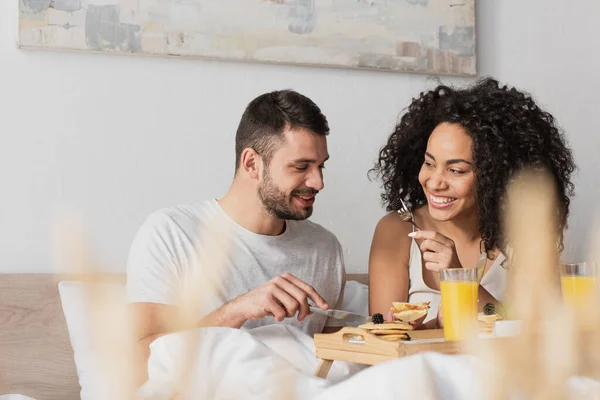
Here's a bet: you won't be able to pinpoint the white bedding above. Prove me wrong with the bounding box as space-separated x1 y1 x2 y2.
137 325 367 400
58 279 372 400
136 325 479 400
58 280 600 399
137 325 600 400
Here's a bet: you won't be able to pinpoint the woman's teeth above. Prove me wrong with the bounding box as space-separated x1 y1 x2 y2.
430 195 456 204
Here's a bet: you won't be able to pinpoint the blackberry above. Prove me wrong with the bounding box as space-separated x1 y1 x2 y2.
371 313 384 324
483 303 496 315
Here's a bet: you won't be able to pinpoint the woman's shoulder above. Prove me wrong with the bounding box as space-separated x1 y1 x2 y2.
371 210 416 254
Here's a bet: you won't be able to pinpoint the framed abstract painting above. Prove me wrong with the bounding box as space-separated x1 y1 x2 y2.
18 0 476 76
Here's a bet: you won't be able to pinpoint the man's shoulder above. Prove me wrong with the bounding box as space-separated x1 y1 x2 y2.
140 200 218 233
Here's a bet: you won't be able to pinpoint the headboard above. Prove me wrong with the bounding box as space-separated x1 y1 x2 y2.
0 274 79 399
0 273 368 399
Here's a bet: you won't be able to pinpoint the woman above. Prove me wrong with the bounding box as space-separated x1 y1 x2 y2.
368 78 576 328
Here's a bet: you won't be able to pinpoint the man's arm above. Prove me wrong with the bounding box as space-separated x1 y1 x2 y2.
130 273 329 386
130 298 252 385
130 303 177 388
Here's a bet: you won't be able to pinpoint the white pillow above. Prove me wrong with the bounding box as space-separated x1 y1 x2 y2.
341 280 369 316
58 280 128 400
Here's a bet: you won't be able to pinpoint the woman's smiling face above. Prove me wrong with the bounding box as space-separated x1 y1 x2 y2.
418 122 477 222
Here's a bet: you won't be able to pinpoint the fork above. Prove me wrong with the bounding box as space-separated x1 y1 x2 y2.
396 198 421 231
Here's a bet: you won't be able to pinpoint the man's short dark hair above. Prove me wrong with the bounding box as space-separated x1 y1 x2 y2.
235 90 329 170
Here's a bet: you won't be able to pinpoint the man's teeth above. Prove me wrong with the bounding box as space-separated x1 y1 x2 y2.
430 195 456 204
297 195 313 200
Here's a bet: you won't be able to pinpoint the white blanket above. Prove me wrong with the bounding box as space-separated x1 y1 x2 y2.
136 325 600 400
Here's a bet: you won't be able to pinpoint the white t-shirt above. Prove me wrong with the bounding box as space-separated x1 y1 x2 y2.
126 199 346 336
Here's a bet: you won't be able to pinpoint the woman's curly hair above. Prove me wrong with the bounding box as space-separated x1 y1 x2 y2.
370 77 576 254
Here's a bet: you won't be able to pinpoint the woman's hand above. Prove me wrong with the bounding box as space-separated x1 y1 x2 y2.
409 230 463 272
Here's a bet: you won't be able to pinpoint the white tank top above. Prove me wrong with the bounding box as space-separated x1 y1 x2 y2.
407 237 508 323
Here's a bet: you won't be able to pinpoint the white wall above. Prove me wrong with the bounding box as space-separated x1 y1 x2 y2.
1 0 598 274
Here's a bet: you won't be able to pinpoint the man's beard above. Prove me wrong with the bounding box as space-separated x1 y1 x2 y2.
258 169 316 220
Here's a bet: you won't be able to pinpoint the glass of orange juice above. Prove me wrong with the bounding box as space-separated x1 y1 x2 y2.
559 262 599 323
440 268 479 341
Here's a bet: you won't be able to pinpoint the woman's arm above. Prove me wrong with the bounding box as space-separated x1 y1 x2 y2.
368 213 413 317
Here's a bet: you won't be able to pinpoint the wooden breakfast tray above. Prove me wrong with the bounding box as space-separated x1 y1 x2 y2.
313 327 461 378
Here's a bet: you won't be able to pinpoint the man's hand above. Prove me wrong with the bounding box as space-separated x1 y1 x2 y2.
229 273 329 324
409 230 463 272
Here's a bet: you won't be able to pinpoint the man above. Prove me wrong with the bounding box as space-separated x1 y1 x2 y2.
126 89 346 384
